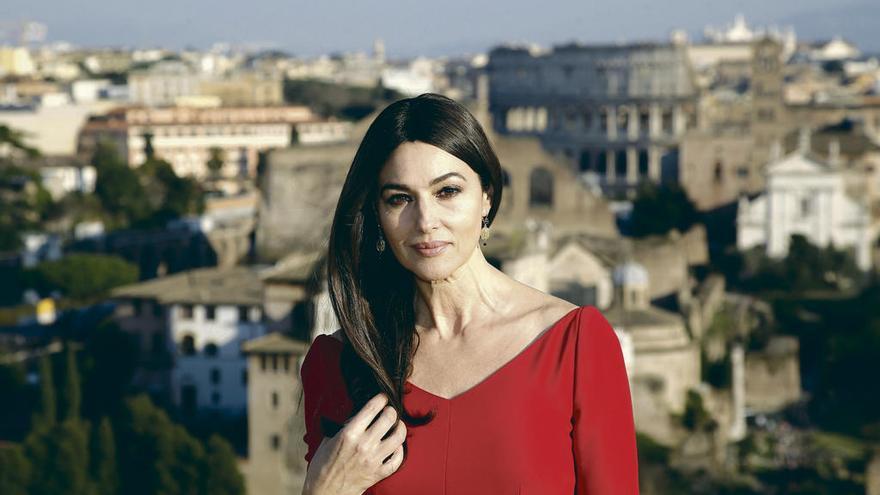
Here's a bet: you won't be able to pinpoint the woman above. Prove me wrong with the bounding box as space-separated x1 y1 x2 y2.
300 93 639 494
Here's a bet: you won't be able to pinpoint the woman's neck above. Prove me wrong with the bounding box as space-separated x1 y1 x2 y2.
412 247 510 341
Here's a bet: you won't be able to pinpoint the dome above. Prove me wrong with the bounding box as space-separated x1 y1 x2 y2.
612 262 649 287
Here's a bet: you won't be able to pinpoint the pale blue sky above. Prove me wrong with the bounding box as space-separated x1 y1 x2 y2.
1 0 878 57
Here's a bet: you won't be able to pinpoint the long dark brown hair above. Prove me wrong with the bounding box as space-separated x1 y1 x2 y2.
325 93 503 444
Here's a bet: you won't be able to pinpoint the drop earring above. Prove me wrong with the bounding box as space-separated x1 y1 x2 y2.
480 215 490 246
376 224 386 253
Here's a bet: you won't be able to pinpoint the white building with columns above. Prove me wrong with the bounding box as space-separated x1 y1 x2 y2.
737 131 876 270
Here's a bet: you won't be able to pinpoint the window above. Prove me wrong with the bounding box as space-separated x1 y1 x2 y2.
260 354 267 371
582 111 592 130
271 391 279 409
180 304 194 320
800 197 814 218
638 150 649 177
271 354 279 372
283 356 290 372
737 166 749 179
528 167 554 207
579 151 592 172
615 150 628 178
597 151 608 176
211 392 221 405
204 342 219 357
662 110 673 134
205 305 216 321
714 161 723 183
238 306 250 323
270 434 280 450
180 335 196 356
616 107 629 134
210 368 221 385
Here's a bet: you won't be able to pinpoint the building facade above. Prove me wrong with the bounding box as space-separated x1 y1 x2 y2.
737 131 876 270
112 266 270 414
77 105 350 179
487 43 699 191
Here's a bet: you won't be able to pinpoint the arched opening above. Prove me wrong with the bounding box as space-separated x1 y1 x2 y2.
615 150 628 179
529 167 554 207
597 151 608 176
579 151 592 172
638 150 649 177
204 342 219 357
180 334 196 356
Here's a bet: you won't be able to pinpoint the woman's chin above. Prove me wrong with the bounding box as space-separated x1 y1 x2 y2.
406 262 459 283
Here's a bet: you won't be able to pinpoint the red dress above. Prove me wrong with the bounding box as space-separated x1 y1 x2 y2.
300 305 640 494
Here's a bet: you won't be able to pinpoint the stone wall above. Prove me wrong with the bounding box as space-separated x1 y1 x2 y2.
745 335 802 413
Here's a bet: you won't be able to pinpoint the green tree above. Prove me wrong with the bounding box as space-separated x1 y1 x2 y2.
0 163 56 251
34 355 56 428
629 183 699 238
81 320 139 420
0 124 39 158
49 419 93 495
136 158 204 228
204 435 245 495
0 362 36 441
116 394 245 495
62 345 82 421
24 253 139 301
170 425 205 495
91 141 150 227
90 417 118 495
0 444 32 495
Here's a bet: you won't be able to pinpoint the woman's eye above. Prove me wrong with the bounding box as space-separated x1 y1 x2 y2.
386 194 409 206
385 187 459 207
438 186 461 198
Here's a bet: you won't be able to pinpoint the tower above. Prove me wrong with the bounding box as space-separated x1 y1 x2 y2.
242 333 309 495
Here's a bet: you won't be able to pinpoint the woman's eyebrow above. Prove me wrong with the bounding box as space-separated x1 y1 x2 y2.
379 172 465 193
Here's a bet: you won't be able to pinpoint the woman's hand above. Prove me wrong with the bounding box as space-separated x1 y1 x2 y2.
303 392 407 495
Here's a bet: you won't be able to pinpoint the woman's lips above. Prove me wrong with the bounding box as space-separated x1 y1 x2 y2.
412 243 449 257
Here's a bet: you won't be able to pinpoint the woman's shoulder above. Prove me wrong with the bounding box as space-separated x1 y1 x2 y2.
301 330 345 377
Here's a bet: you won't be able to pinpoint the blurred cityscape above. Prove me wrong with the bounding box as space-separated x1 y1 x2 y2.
0 11 879 495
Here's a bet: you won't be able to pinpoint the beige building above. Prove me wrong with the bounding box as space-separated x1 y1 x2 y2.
0 46 36 76
198 71 284 107
77 104 351 179
681 37 880 211
241 333 310 495
487 42 700 191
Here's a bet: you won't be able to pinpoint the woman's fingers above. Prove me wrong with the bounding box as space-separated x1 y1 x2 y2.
343 393 389 437
366 404 398 443
380 444 405 477
377 419 407 460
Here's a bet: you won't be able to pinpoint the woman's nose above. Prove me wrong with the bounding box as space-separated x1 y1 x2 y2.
414 198 440 232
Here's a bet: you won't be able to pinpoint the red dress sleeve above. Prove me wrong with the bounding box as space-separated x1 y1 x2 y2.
301 335 331 466
572 307 640 494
